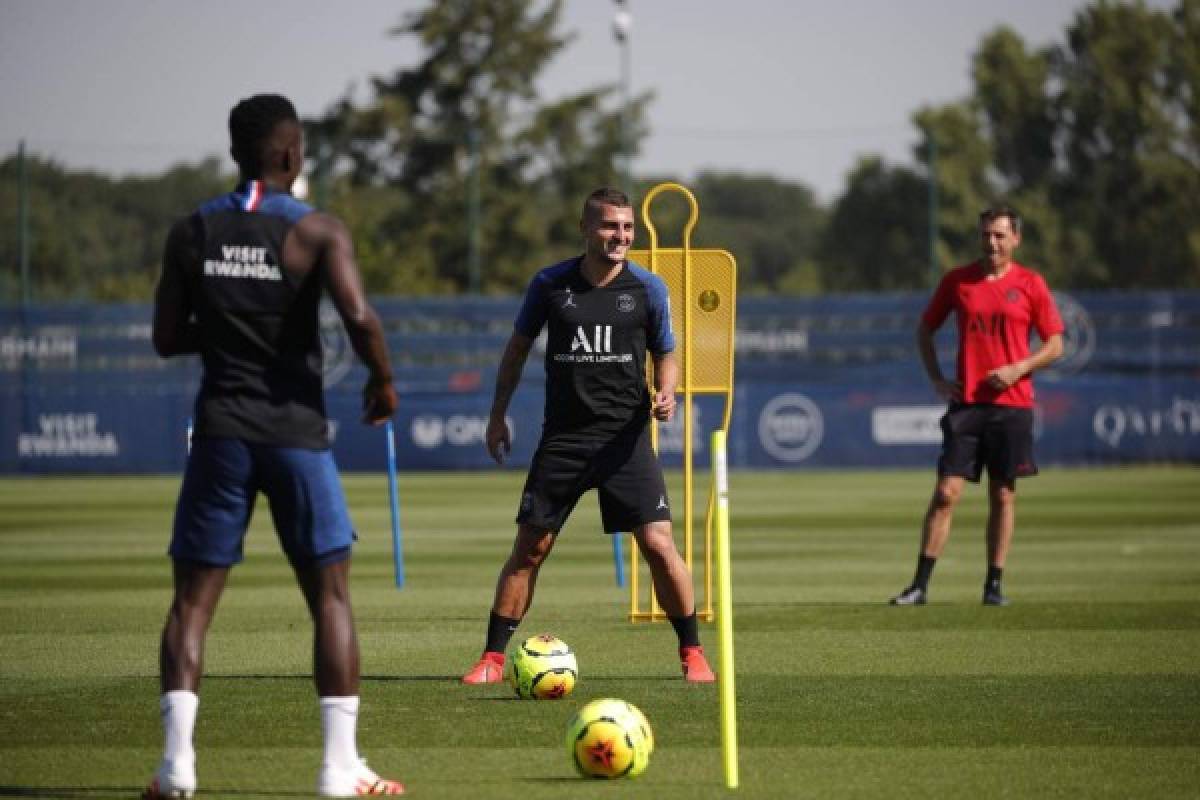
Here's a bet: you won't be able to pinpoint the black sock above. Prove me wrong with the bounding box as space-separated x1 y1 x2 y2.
913 555 937 591
484 611 520 655
668 612 701 648
985 565 1003 592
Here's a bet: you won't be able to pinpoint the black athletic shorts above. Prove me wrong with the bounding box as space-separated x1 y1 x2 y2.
516 425 670 533
937 403 1038 483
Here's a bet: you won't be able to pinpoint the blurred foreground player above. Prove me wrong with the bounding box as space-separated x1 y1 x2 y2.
462 188 715 685
146 94 403 797
891 206 1063 607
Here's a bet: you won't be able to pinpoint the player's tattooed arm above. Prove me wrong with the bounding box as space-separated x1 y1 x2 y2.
487 333 534 463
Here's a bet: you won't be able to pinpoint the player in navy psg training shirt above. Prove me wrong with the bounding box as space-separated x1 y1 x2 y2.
512 248 675 437
461 188 716 686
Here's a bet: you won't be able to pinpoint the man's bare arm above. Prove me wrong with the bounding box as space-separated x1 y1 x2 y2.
916 321 963 403
987 333 1064 391
310 212 397 424
651 351 678 421
152 220 201 358
486 332 534 463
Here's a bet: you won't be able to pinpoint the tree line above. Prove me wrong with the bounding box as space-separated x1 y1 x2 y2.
2 0 1196 303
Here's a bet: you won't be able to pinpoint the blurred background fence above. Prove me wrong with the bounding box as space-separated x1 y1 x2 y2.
2 291 1198 474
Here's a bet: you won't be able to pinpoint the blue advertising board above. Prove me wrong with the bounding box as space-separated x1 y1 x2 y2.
2 292 1197 474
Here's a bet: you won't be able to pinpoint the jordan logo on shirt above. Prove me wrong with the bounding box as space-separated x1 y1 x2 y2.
561 288 576 308
656 495 669 510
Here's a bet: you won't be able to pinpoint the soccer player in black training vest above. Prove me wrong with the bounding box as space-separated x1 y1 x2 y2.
145 95 403 798
462 187 716 685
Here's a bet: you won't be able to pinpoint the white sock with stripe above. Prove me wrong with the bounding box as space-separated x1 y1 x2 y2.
320 696 361 772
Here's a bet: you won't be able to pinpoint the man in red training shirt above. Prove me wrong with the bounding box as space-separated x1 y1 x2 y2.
891 206 1064 607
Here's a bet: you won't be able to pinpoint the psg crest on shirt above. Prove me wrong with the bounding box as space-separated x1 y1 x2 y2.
617 294 636 312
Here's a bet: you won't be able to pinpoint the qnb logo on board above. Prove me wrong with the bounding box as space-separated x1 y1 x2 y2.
757 393 823 463
1093 397 1200 448
411 414 514 450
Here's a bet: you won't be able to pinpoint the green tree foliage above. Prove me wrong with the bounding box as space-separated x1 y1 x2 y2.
915 104 994 266
823 0 1200 290
632 173 826 295
1052 0 1200 287
5 0 1197 301
306 0 647 295
817 157 928 292
0 156 228 302
816 102 997 292
973 27 1057 191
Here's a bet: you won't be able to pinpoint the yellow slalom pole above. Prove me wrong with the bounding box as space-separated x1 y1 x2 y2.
712 429 738 789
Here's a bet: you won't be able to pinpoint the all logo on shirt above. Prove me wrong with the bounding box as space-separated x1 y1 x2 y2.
572 325 612 353
967 312 1008 337
553 325 633 364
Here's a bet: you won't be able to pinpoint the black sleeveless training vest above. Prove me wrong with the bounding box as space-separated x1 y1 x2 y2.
186 180 329 449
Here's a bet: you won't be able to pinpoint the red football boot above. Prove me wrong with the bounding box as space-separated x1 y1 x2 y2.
680 645 716 683
461 651 505 684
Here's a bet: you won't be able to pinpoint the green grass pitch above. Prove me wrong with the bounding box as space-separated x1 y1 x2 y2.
1 466 1198 798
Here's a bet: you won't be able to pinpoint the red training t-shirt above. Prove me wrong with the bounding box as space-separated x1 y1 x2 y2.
921 261 1064 408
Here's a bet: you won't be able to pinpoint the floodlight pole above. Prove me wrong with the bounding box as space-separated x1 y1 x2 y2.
927 135 939 285
613 1 632 192
18 139 30 307
313 141 331 210
17 139 31 473
467 125 481 294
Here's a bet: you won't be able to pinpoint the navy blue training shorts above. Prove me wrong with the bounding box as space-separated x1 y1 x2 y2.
170 436 356 568
517 425 670 533
937 403 1038 483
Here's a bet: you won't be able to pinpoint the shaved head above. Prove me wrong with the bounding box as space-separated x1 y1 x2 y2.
229 94 301 179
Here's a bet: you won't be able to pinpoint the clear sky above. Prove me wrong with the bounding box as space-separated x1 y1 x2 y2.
0 0 1166 202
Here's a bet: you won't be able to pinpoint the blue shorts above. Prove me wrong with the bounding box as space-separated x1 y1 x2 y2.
170 437 356 568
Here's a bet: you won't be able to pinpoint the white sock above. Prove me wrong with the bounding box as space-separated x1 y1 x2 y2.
160 690 198 766
320 696 361 771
